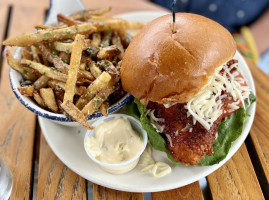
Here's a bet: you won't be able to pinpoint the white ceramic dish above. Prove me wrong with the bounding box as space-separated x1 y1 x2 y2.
84 114 148 174
39 11 256 192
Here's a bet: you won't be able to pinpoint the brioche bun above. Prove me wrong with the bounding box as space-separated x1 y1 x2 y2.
120 13 236 104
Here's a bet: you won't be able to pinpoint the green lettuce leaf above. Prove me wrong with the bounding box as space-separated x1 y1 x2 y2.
198 92 256 165
125 93 256 165
126 99 177 162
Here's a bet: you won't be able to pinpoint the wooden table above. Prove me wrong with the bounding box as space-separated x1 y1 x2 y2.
0 0 268 199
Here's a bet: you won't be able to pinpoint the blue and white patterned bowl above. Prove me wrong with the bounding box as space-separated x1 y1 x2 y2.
9 48 133 127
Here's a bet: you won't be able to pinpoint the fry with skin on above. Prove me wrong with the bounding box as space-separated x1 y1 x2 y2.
53 39 91 54
21 59 68 82
40 88 58 112
33 91 47 108
100 102 109 116
48 80 80 95
97 45 121 59
21 48 33 60
18 86 34 96
37 43 94 80
63 34 85 103
112 33 124 59
91 32 101 47
30 46 41 62
61 100 93 129
34 24 52 30
89 61 102 78
33 75 49 90
3 23 96 46
82 86 114 117
57 13 80 26
6 50 38 82
75 71 111 109
70 7 112 20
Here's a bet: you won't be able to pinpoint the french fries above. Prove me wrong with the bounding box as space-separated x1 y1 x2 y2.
61 100 93 129
6 50 38 82
63 34 85 103
18 86 34 96
33 75 49 90
40 88 58 113
3 23 96 46
70 7 112 20
4 7 144 129
33 91 47 108
89 62 102 78
54 39 91 53
21 59 68 82
97 45 121 59
75 71 111 109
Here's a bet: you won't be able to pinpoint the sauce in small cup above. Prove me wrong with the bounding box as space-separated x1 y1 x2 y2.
84 114 148 174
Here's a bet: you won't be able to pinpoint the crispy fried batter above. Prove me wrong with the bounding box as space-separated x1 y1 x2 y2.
147 68 243 165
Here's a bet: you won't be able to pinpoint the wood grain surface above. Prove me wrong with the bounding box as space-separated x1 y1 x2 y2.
247 60 269 183
0 5 44 200
37 134 87 200
207 144 264 200
93 184 144 200
0 5 8 62
152 181 204 200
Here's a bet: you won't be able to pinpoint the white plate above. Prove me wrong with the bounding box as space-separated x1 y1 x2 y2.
39 11 256 192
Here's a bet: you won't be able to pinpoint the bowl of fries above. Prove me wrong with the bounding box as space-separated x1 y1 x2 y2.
5 7 144 128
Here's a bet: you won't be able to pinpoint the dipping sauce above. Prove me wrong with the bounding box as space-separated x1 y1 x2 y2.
85 117 144 164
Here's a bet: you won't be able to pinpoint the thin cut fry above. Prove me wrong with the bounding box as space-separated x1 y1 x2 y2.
75 71 111 109
6 50 38 81
34 24 52 30
3 23 96 46
91 32 101 47
54 39 91 54
33 91 47 108
82 87 114 117
112 33 124 59
18 86 34 96
63 34 85 103
97 45 121 59
30 46 41 62
57 13 80 26
48 80 80 95
61 100 93 129
100 102 109 116
33 75 49 90
21 59 67 82
89 62 102 78
21 49 33 60
40 88 58 112
37 43 94 80
70 7 112 20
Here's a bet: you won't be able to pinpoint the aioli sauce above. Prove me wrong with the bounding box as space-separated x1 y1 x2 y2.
85 117 144 164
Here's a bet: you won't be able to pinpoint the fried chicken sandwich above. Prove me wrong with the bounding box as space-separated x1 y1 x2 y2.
121 13 255 165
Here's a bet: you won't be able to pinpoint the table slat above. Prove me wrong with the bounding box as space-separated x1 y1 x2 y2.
207 144 264 200
151 181 203 200
246 60 269 182
93 184 144 200
0 5 45 199
0 4 8 60
37 134 87 200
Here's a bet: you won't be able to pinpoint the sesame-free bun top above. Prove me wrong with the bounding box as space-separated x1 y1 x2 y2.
120 13 236 104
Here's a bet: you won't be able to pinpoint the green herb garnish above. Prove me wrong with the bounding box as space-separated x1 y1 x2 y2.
43 32 50 37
